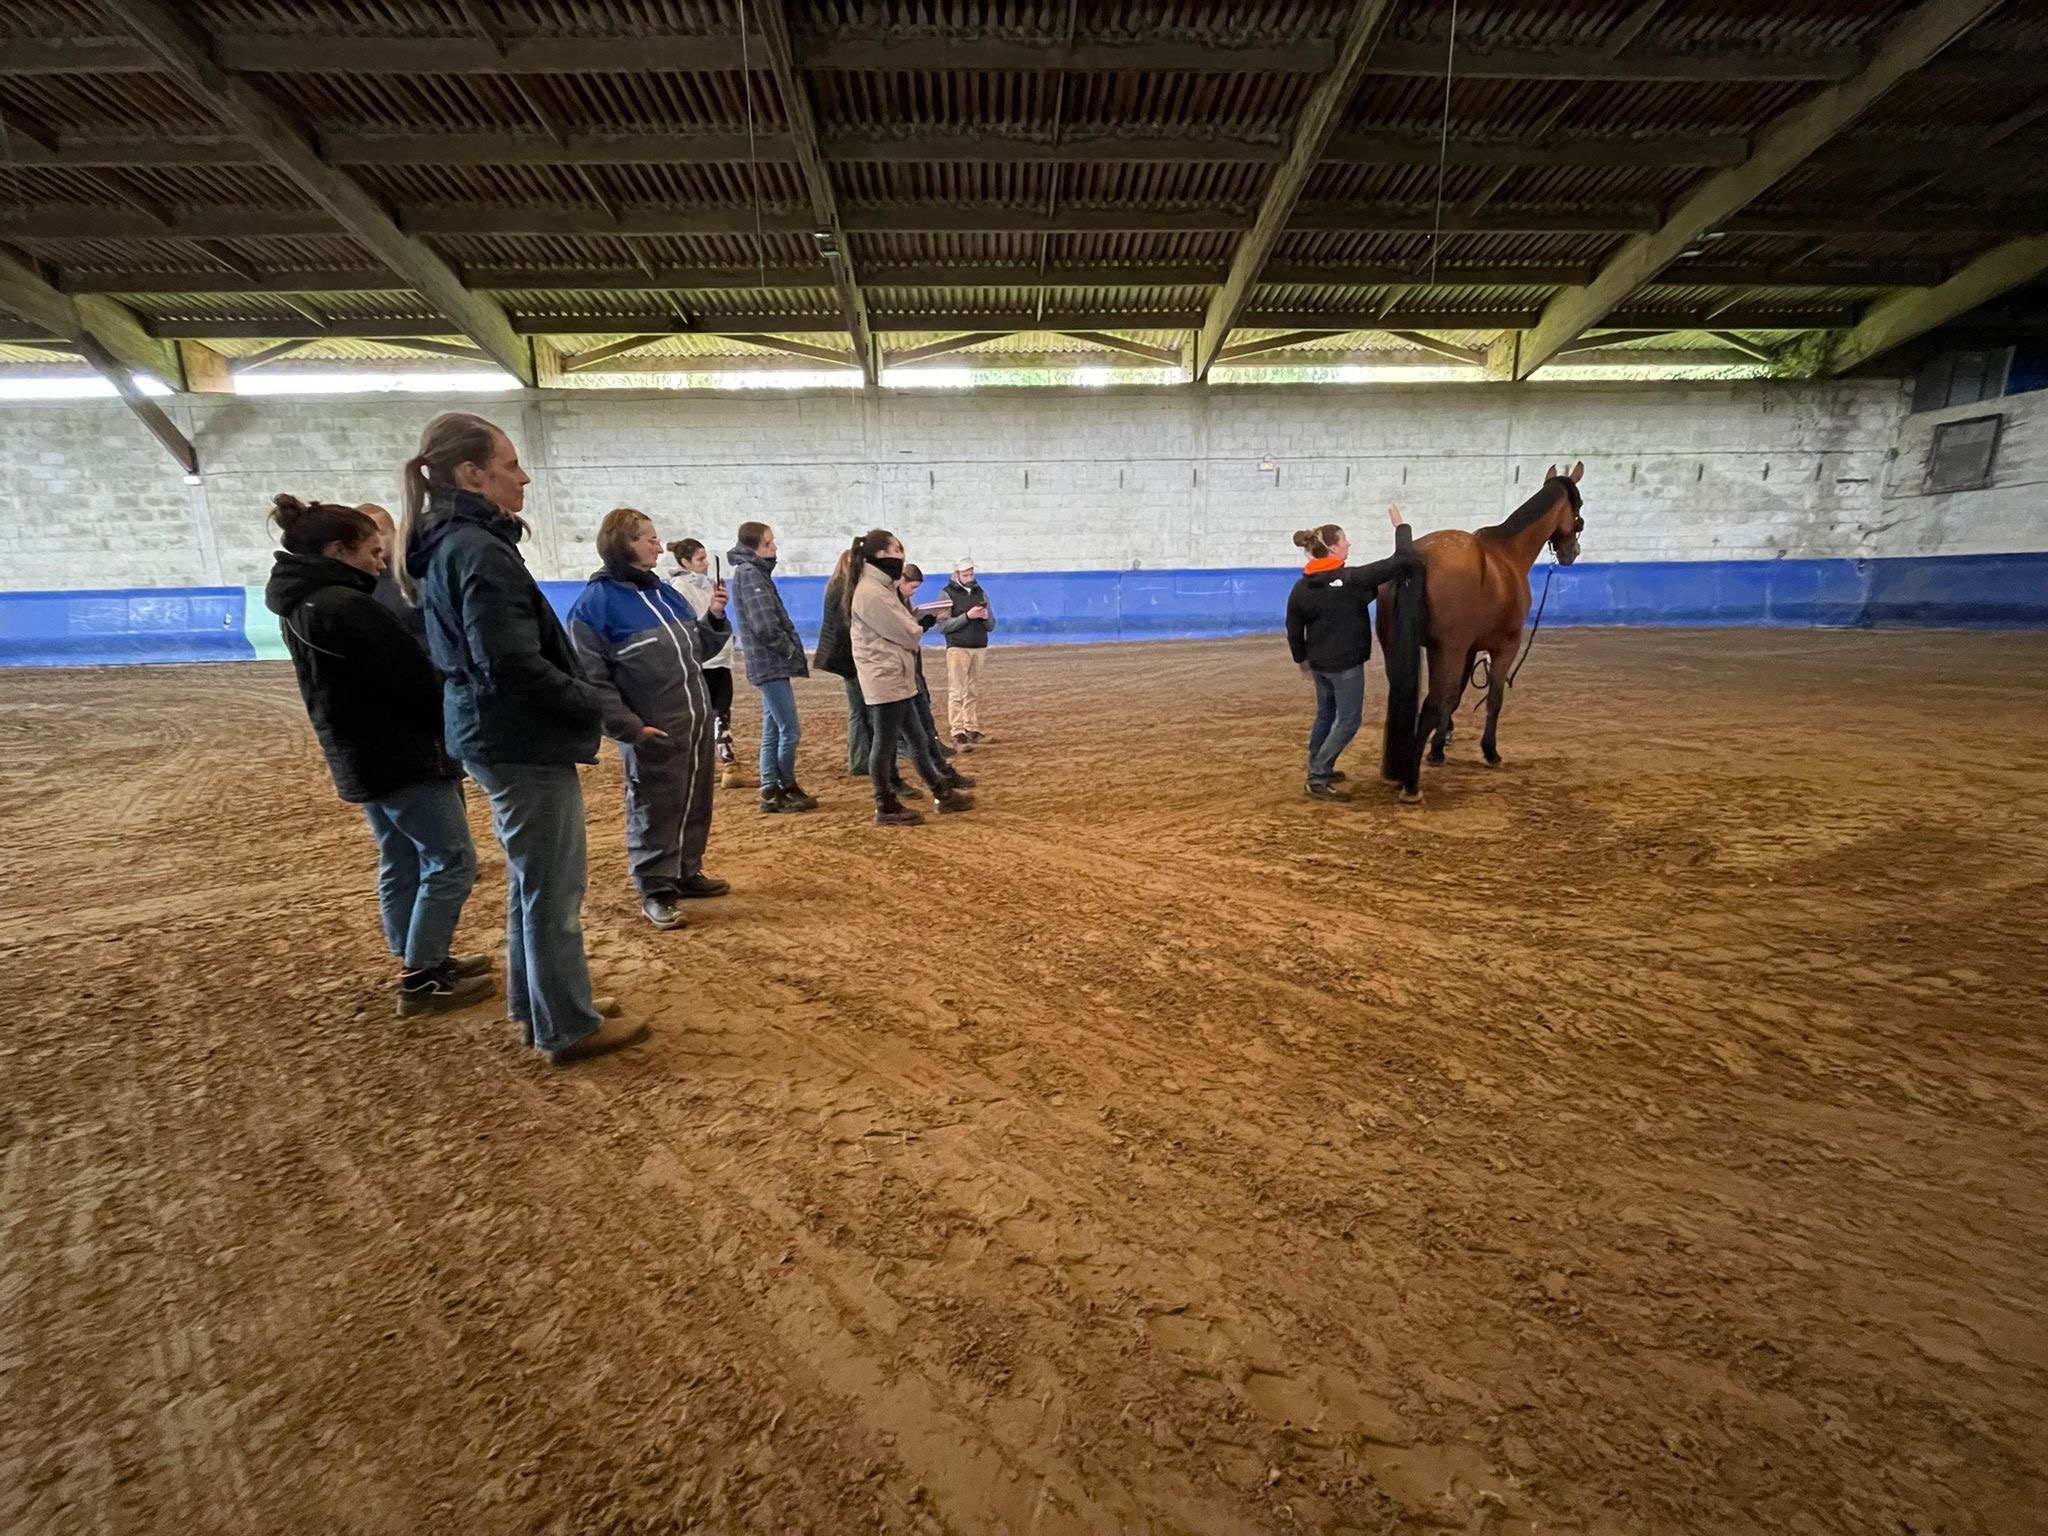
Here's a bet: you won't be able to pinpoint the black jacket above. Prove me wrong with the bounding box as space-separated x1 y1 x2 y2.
264 552 456 803
1285 554 1413 672
939 578 994 648
371 565 429 649
407 489 603 767
814 571 856 679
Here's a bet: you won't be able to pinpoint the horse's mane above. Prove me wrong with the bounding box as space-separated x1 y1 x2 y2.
1482 476 1574 539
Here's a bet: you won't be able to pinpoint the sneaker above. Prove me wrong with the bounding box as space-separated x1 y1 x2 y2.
953 732 973 750
967 730 989 743
447 952 492 979
782 783 819 812
759 786 792 814
545 1016 651 1067
875 800 924 826
1305 780 1352 802
673 872 730 899
721 764 756 790
933 786 975 814
1328 771 1348 784
642 893 687 930
945 770 978 789
397 966 495 1017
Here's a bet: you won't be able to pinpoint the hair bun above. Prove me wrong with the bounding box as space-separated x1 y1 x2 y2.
271 493 308 527
1291 528 1317 551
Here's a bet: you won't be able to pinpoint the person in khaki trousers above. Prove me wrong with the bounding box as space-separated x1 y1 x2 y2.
940 556 995 746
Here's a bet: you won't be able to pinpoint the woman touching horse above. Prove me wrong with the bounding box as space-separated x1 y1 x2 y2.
1377 462 1586 791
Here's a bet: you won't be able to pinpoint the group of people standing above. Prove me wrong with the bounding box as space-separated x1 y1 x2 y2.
264 409 1002 1068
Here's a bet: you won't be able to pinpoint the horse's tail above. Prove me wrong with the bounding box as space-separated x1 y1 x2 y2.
1380 526 1426 794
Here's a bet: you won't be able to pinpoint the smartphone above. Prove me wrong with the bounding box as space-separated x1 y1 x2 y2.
714 555 722 584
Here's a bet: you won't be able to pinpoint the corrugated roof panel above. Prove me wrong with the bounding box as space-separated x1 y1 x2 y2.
583 161 810 204
0 72 220 133
832 159 1268 205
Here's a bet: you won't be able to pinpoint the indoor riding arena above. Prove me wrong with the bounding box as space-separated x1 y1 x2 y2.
3 4 2046 1535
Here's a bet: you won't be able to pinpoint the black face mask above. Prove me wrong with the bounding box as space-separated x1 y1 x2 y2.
869 556 905 581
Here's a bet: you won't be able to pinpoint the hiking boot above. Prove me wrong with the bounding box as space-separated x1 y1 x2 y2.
447 952 492 979
1328 771 1348 784
782 783 819 812
952 732 974 751
674 872 730 899
934 740 956 759
875 799 924 826
944 770 978 789
545 1016 651 1067
966 730 989 744
933 786 975 814
397 966 495 1017
1305 780 1352 802
642 893 687 930
759 786 793 814
720 763 756 790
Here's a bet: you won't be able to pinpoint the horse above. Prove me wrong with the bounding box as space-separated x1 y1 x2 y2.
1376 462 1585 798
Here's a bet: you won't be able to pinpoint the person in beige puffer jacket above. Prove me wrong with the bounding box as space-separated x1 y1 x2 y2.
847 527 975 826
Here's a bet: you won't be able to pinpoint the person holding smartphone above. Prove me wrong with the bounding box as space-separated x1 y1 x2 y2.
664 537 750 789
571 509 735 930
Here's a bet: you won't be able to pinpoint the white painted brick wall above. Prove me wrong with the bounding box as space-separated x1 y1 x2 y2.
3 374 2035 593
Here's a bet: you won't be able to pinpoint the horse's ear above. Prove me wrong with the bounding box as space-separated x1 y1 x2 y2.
1569 460 1584 483
1545 463 1557 480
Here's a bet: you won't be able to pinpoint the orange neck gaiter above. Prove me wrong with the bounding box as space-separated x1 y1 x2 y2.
1303 555 1343 575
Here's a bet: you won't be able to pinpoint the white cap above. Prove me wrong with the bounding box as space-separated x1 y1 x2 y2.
954 555 976 573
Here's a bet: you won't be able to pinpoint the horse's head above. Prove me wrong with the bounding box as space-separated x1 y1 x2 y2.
1543 461 1586 565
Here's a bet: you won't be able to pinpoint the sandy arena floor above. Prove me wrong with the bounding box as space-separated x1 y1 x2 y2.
2 629 2045 1536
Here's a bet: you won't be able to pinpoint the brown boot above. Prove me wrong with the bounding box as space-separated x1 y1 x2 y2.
875 797 924 826
721 763 756 790
545 1016 650 1066
933 786 975 814
512 994 620 1047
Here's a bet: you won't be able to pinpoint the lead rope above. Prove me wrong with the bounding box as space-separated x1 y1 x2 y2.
1469 556 1558 704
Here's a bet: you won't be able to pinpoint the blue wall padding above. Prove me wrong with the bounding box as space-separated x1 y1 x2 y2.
4 554 2044 666
0 587 254 666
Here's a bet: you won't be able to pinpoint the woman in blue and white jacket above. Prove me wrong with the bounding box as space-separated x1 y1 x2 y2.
569 507 734 931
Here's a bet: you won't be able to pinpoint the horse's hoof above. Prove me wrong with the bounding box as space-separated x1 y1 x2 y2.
1399 788 1423 806
1426 749 1446 766
1483 750 1502 767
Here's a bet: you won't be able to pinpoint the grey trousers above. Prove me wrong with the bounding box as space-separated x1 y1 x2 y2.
619 716 716 896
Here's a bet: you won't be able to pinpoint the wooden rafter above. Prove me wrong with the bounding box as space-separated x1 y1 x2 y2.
562 335 670 372
1216 330 1352 362
744 1 877 386
1193 0 1397 380
1056 332 1182 366
0 245 179 381
98 0 536 386
1507 0 2005 380
1381 331 1486 367
883 333 1013 367
1826 235 2048 375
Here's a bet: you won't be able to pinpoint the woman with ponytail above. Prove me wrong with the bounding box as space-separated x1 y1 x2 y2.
263 495 488 1016
403 412 647 1066
1284 517 1421 802
847 529 974 826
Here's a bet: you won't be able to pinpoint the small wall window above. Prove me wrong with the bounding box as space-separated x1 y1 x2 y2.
1925 413 2003 493
1913 347 2013 413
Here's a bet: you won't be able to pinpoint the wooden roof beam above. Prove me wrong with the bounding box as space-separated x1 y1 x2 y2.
883 333 1015 367
1194 0 1398 380
0 246 180 383
1055 331 1182 366
1826 234 2048 374
74 335 198 473
561 334 670 372
747 0 877 387
98 0 535 386
1381 331 1486 367
1507 0 2005 381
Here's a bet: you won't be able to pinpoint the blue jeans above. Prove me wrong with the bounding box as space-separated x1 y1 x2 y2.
362 777 477 971
465 760 602 1053
757 677 801 789
1307 665 1365 783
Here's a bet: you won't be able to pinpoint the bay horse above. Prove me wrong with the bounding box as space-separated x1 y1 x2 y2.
1376 462 1585 797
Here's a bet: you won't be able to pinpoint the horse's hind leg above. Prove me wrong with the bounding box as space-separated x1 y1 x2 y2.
1414 646 1462 782
1429 650 1477 763
1479 644 1515 766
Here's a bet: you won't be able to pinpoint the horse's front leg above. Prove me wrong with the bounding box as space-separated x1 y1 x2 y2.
1479 643 1516 765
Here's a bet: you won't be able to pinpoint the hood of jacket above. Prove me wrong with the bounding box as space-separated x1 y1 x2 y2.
587 560 659 589
728 542 776 575
1299 565 1345 588
406 487 517 578
264 551 375 615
